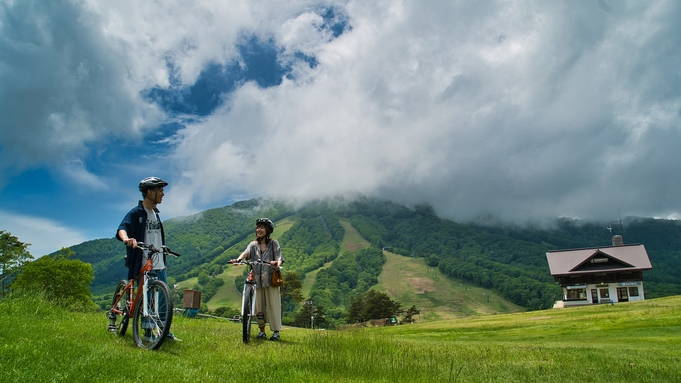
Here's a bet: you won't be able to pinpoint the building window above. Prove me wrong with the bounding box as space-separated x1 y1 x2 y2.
567 288 586 300
617 287 629 302
628 287 640 297
599 288 609 298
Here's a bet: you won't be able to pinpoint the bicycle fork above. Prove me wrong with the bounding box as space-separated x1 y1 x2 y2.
242 282 256 319
142 277 163 336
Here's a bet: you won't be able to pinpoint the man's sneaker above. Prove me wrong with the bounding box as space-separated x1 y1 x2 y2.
167 332 182 341
269 332 280 341
256 331 267 339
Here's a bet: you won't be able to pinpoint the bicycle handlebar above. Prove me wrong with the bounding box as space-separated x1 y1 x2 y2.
136 242 181 258
229 259 275 267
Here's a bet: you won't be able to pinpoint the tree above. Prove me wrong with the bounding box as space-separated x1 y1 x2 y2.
402 305 420 323
293 299 327 329
213 306 240 318
12 247 94 310
363 289 402 321
0 231 33 297
425 254 439 267
281 270 304 303
346 294 366 323
198 271 210 286
346 290 403 324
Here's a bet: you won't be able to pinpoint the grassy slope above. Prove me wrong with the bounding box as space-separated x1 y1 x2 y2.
338 219 371 253
2 294 680 382
376 251 525 321
338 218 524 319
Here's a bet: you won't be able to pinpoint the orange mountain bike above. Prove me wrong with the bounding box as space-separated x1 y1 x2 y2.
107 242 181 350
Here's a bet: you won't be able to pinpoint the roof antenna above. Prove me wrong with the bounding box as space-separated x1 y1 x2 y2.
618 208 624 242
609 209 624 246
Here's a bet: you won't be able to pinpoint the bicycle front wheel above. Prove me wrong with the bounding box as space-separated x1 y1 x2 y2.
133 280 173 350
242 284 254 344
109 280 130 336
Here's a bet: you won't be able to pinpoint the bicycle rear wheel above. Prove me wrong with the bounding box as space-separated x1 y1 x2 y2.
108 280 130 336
242 284 254 344
133 280 173 350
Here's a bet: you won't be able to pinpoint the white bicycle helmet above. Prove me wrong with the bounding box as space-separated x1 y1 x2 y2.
256 218 275 233
138 176 168 193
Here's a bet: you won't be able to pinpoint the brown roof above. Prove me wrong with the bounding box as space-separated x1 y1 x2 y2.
546 244 652 276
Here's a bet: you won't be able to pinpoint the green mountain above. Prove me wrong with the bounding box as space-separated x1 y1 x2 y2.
66 196 681 322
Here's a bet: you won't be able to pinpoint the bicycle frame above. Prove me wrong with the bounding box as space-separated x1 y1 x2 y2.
132 259 156 317
231 259 272 344
242 266 257 313
109 250 155 326
108 243 179 350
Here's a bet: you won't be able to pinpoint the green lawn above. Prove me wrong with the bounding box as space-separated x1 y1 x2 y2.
2 294 680 382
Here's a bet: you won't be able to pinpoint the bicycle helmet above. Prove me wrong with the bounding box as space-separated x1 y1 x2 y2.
256 218 275 233
139 176 168 193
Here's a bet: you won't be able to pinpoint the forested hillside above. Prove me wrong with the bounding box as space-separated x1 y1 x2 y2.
64 196 681 320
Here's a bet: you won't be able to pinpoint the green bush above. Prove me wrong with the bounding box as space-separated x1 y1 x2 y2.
12 250 95 311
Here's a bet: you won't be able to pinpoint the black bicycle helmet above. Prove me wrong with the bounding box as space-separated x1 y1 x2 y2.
256 218 274 233
139 176 168 192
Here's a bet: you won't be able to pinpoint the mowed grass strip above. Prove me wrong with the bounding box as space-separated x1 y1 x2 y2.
376 251 525 321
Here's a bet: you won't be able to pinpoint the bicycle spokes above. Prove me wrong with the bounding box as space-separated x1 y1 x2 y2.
132 279 173 350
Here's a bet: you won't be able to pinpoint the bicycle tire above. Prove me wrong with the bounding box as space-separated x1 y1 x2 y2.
132 280 173 350
242 284 254 344
109 280 130 336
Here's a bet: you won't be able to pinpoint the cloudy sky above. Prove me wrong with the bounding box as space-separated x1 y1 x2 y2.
1 0 680 256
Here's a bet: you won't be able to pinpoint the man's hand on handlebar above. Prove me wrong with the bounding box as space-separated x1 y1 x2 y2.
123 238 138 248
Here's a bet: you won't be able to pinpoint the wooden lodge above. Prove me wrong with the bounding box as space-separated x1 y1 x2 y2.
546 236 652 308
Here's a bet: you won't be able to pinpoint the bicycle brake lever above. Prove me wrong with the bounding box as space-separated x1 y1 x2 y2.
162 246 181 257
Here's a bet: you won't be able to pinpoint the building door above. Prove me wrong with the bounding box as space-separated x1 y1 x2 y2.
591 289 598 304
617 287 629 302
599 288 609 303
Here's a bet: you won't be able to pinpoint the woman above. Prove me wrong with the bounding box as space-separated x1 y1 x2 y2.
232 218 284 340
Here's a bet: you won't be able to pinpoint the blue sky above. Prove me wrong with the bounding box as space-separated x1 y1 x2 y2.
1 0 680 257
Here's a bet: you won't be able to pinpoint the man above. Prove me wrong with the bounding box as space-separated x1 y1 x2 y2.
116 176 179 341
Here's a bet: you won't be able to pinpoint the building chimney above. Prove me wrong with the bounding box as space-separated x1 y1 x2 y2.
612 235 624 246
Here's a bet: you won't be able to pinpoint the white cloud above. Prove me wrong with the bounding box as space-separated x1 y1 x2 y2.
0 211 88 257
165 0 681 222
60 161 109 191
2 0 681 229
0 0 164 183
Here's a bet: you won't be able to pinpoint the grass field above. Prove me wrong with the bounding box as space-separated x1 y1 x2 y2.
1 293 680 382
